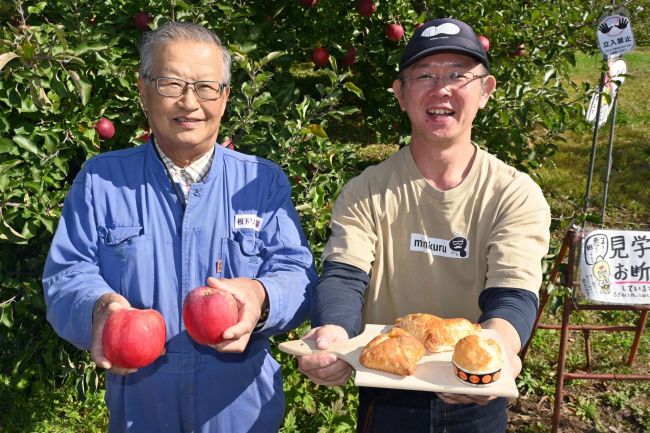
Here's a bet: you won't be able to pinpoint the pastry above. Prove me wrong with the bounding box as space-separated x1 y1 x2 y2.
451 334 503 385
394 313 481 352
359 327 425 376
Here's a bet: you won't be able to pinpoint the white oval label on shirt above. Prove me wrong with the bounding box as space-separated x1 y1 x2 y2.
410 233 469 258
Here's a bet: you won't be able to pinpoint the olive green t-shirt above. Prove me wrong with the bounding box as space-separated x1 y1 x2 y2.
322 144 551 326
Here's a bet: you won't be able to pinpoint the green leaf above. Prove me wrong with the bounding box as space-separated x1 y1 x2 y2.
0 305 13 328
0 138 14 154
27 1 47 14
13 135 41 157
67 70 92 105
308 124 328 138
73 43 109 56
343 82 364 99
0 52 19 71
258 51 286 67
544 68 557 84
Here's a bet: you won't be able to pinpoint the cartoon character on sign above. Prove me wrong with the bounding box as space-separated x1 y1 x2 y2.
592 256 611 294
583 233 608 265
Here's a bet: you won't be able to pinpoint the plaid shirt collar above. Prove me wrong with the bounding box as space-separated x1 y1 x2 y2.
154 140 215 199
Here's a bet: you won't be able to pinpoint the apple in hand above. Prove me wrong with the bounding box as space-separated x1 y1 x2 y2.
311 47 329 68
183 286 238 346
478 35 490 52
356 0 376 17
102 308 166 369
134 12 153 31
386 23 404 41
94 117 115 140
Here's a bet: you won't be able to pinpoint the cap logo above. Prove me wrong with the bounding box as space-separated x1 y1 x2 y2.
421 23 461 38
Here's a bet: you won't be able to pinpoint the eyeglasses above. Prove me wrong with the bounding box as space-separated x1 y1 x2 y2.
401 71 488 91
147 76 228 100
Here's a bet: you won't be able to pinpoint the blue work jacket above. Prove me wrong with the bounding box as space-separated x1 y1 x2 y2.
42 141 316 433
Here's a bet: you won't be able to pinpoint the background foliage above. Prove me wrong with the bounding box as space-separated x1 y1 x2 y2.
1 0 647 432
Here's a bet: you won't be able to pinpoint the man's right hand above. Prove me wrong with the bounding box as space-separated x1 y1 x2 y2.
297 325 353 386
90 293 136 375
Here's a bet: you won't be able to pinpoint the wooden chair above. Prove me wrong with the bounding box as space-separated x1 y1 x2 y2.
521 225 650 433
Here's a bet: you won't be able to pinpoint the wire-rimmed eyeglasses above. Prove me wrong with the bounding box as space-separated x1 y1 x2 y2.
146 76 228 100
401 71 488 91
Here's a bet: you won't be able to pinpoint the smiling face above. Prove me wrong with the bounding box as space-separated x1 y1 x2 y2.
138 40 230 166
393 52 496 150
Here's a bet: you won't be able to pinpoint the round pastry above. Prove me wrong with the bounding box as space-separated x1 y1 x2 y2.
451 334 503 386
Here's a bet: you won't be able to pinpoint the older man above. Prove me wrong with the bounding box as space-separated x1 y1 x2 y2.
297 18 550 433
43 22 315 433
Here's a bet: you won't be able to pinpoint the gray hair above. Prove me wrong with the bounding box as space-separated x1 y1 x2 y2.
138 22 232 85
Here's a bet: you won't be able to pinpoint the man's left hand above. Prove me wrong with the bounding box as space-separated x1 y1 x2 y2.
205 276 267 353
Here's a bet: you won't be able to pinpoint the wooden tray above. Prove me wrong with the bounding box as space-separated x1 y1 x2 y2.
279 324 519 398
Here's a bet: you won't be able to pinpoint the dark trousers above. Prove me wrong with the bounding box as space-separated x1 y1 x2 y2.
357 387 508 433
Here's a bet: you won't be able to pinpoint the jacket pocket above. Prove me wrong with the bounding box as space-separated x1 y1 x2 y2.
98 226 153 304
220 230 263 278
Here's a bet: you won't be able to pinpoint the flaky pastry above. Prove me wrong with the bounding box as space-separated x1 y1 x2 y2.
452 334 503 373
394 313 480 352
359 327 425 376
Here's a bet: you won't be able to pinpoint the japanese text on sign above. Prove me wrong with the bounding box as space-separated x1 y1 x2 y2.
580 229 650 304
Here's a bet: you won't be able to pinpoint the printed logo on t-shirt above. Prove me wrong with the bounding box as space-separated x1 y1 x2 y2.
410 233 469 258
234 214 263 231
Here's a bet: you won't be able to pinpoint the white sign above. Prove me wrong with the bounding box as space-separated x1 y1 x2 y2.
585 58 627 127
579 229 650 304
597 14 635 57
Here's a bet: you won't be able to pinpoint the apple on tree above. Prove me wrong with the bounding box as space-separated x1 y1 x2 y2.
311 47 329 68
478 35 490 53
183 286 238 346
356 0 376 17
298 0 317 7
385 23 404 41
509 43 526 57
94 117 115 140
341 46 357 68
134 12 153 31
102 308 166 369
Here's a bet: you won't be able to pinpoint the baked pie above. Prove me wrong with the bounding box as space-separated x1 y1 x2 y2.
451 334 503 385
359 327 425 376
394 313 481 352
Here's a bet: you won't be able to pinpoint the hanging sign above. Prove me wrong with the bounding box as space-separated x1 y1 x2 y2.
580 229 650 304
585 57 627 127
596 14 635 57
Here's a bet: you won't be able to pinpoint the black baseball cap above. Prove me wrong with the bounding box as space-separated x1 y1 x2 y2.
399 18 489 71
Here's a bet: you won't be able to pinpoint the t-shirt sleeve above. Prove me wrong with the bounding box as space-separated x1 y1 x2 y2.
485 174 551 294
321 174 377 274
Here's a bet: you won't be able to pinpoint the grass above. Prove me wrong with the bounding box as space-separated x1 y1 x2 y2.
537 46 650 231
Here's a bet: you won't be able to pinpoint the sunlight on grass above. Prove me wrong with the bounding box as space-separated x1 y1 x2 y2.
537 47 650 230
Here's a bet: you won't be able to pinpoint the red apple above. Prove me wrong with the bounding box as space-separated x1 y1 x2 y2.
356 0 376 17
478 35 490 53
298 0 317 7
221 137 235 150
342 46 357 67
102 308 166 369
94 117 115 140
510 43 526 57
182 286 238 346
134 12 153 31
311 47 329 68
386 23 404 41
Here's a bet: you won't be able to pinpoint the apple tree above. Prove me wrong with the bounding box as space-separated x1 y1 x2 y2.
0 0 642 431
